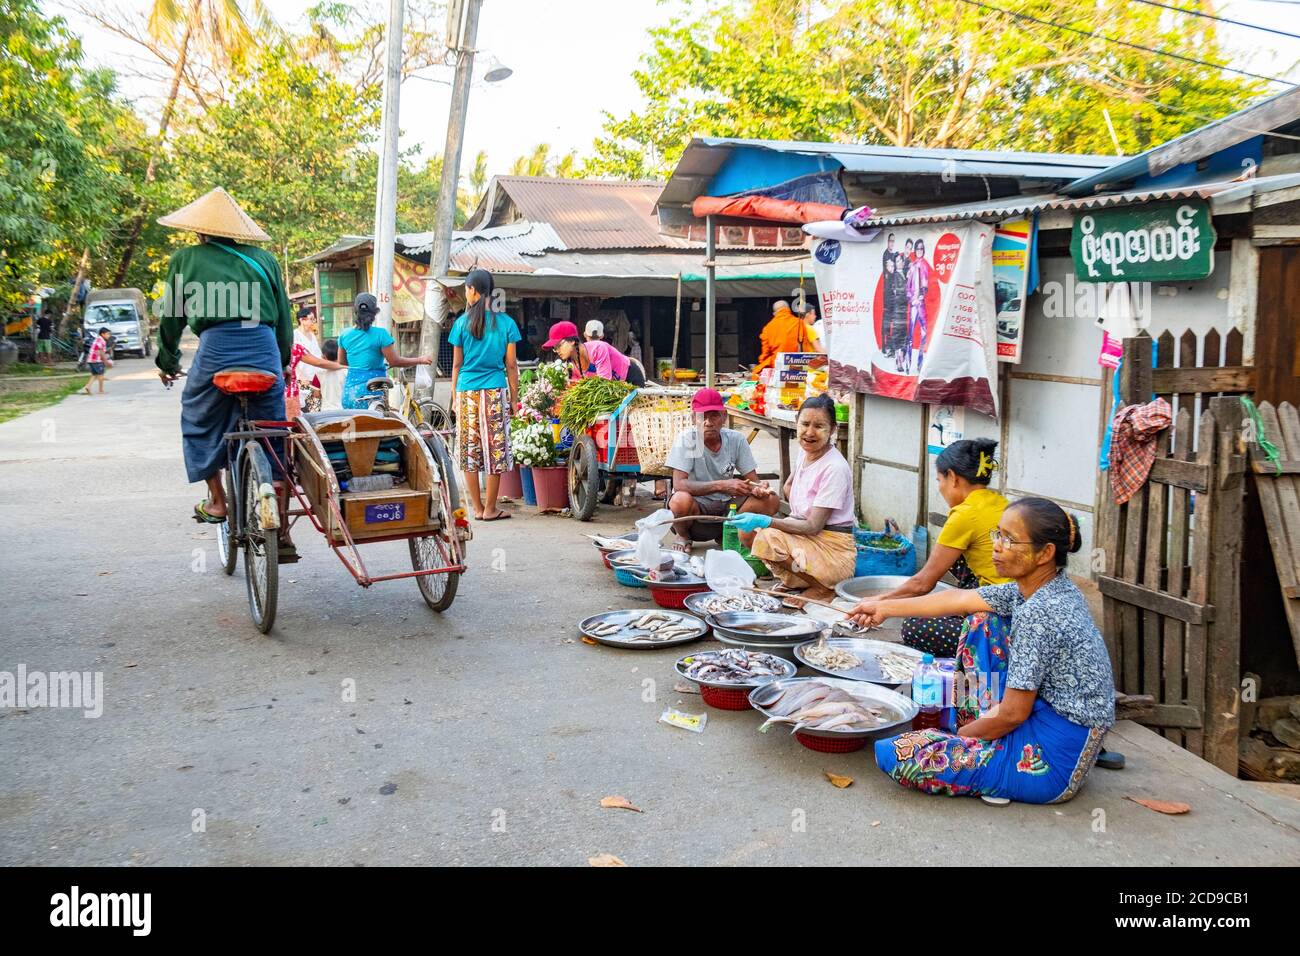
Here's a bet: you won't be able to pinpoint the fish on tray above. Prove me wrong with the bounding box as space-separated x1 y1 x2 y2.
683 649 786 684
586 611 698 643
750 681 890 733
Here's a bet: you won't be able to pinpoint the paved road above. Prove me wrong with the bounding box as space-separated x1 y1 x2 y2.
2 342 1298 866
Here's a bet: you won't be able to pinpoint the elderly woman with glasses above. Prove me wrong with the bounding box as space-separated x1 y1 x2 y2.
847 498 1115 805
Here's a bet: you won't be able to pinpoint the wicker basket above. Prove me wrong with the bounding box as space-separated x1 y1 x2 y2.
628 392 694 476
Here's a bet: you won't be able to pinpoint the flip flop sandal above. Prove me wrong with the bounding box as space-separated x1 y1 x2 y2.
1096 749 1125 770
193 501 226 524
277 540 301 563
980 796 1011 806
480 511 512 521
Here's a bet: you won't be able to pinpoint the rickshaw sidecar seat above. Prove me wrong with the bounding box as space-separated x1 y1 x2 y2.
214 367 279 395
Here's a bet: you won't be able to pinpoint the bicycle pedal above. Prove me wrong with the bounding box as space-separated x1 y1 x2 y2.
257 482 280 531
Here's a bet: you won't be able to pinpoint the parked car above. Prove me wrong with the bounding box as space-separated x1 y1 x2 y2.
83 288 150 358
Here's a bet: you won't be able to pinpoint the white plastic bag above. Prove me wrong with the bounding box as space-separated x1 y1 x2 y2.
414 364 433 390
704 549 756 596
634 508 675 568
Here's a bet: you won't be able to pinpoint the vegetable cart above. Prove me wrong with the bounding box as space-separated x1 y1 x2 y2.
567 387 693 521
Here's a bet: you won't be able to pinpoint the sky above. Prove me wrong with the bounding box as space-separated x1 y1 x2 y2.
46 0 1300 180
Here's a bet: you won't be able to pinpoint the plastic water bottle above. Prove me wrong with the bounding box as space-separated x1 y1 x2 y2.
912 653 948 730
721 502 740 551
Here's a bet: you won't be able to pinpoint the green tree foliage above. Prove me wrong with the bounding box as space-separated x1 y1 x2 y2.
510 143 582 178
0 0 135 311
170 42 380 289
587 0 1265 179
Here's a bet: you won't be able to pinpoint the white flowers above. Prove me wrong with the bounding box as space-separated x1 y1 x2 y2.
511 420 557 467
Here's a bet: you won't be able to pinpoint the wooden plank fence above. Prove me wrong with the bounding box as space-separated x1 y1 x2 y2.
1096 334 1249 773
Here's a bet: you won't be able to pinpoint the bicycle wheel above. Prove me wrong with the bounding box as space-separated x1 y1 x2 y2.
241 443 279 633
410 431 461 611
217 464 238 576
416 399 451 432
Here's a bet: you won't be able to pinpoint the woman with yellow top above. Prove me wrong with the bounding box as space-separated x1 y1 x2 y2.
877 438 1009 656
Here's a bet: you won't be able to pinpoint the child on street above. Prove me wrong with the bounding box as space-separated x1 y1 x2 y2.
82 327 114 394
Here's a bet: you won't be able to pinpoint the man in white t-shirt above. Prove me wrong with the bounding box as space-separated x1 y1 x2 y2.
665 388 779 550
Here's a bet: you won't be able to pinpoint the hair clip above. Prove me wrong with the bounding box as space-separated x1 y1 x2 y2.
976 452 997 478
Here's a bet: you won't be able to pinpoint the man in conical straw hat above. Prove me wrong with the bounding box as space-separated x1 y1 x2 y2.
155 188 320 560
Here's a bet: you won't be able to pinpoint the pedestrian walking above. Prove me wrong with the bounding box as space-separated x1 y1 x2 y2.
81 327 113 394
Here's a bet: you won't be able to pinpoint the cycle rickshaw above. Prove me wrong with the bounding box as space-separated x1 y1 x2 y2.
211 367 470 633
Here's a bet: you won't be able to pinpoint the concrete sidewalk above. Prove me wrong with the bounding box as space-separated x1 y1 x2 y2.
0 344 1297 866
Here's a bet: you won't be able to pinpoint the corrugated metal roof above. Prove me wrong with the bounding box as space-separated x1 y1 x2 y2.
854 176 1279 227
1062 87 1300 197
659 138 1116 210
484 249 812 298
470 176 694 250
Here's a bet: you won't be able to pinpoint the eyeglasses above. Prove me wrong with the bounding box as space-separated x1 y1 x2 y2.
989 529 1032 548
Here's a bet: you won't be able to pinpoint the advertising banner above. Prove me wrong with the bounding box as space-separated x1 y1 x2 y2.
811 220 999 417
992 219 1032 363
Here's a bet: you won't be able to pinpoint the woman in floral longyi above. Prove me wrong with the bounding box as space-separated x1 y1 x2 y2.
847 498 1115 805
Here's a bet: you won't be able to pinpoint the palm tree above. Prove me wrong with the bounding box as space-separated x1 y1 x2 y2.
112 0 267 283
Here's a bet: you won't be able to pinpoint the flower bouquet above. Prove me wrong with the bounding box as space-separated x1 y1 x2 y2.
510 419 558 467
517 360 569 423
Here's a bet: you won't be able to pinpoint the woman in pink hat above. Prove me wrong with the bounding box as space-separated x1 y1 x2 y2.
544 321 646 386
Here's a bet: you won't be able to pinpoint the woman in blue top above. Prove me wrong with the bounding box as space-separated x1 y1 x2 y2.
849 498 1115 805
337 294 432 409
448 269 520 521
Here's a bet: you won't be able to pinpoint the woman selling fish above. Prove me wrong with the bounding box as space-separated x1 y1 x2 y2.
848 498 1114 804
726 395 856 603
875 438 1009 657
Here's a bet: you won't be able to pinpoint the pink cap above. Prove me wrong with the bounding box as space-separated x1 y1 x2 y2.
543 321 579 348
691 388 726 414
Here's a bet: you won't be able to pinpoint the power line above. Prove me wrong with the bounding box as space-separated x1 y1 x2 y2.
953 0 1297 85
1130 0 1300 42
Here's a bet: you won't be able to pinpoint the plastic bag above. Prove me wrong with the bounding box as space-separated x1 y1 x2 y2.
414 364 433 390
704 549 756 596
634 508 675 568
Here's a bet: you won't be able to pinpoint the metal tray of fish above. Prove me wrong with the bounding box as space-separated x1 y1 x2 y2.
710 611 827 644
682 590 786 620
674 649 797 689
832 575 954 629
747 677 918 739
793 637 924 685
578 609 709 649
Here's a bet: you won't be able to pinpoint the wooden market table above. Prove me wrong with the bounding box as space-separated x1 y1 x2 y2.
726 406 851 493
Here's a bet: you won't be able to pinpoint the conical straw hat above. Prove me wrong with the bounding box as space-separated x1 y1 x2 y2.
157 187 271 242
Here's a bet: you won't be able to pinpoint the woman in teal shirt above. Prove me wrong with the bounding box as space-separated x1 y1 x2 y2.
337 294 431 409
449 269 520 521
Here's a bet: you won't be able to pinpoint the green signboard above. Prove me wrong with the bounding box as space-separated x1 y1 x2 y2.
1071 199 1216 282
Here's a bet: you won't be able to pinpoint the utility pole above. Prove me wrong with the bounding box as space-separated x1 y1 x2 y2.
419 0 483 382
371 0 406 332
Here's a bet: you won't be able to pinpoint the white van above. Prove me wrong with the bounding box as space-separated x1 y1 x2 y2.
84 288 150 358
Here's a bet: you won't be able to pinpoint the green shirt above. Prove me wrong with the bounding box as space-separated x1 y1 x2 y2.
155 239 294 375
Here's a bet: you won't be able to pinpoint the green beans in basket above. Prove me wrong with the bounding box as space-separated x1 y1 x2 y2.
558 377 637 436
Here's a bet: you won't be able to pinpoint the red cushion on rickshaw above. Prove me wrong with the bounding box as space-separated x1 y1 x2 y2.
213 368 278 394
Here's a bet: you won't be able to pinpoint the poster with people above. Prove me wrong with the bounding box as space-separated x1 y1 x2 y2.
810 220 999 417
